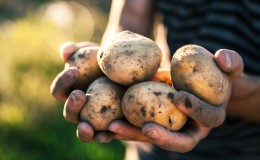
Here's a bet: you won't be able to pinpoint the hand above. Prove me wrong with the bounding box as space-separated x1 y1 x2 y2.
52 46 243 152
104 49 244 152
50 41 118 142
50 41 99 101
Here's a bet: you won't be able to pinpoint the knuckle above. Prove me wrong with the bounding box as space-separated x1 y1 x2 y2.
213 108 226 127
63 107 79 124
63 113 74 123
180 144 196 153
158 140 196 153
180 138 197 153
155 137 173 151
194 104 203 116
205 107 225 128
159 143 172 151
153 137 167 147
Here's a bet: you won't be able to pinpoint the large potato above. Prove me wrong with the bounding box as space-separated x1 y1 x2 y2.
97 30 162 86
80 77 126 131
65 46 103 91
122 81 187 131
171 44 229 105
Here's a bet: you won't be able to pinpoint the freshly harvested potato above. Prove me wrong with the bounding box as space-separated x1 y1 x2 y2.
80 77 126 131
65 46 103 91
171 44 229 105
97 30 162 86
122 81 187 131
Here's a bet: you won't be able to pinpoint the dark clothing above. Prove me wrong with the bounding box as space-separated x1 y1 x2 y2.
157 0 260 75
137 0 260 159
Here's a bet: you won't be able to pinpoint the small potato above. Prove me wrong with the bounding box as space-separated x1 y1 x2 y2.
80 77 126 131
122 81 187 131
65 46 103 91
171 44 229 105
97 30 162 86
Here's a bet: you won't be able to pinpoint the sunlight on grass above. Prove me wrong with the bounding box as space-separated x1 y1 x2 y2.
39 1 95 51
0 102 25 125
0 0 102 123
0 1 125 159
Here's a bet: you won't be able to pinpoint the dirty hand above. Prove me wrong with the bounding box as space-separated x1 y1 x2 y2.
50 41 113 142
51 44 243 152
106 49 243 152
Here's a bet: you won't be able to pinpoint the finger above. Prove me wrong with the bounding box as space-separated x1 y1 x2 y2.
108 120 150 142
59 41 78 62
59 42 99 62
142 122 209 153
76 41 99 48
77 122 95 142
174 91 226 128
63 90 87 124
50 67 80 101
95 131 114 143
214 49 244 81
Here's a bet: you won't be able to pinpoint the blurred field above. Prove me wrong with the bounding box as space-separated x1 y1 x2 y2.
0 0 125 159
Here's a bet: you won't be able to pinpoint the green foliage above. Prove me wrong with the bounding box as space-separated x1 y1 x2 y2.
0 1 125 160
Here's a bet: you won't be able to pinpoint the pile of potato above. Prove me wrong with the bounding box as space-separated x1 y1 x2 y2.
65 31 228 131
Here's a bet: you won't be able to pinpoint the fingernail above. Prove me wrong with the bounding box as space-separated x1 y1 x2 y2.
66 70 77 82
224 51 232 71
145 130 158 140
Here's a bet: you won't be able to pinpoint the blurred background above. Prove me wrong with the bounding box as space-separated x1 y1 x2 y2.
0 0 126 159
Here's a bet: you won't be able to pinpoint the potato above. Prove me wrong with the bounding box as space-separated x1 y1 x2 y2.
97 30 162 86
122 81 187 131
65 46 103 91
80 77 126 131
171 44 229 105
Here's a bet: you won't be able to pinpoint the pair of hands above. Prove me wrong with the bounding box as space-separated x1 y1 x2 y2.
50 41 243 153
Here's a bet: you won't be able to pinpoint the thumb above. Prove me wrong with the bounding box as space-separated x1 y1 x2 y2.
174 91 226 128
214 49 244 82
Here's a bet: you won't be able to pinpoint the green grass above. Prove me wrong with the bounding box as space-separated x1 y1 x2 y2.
0 2 125 160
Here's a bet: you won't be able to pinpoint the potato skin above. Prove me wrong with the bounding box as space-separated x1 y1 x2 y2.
65 46 103 91
122 81 187 131
171 44 229 105
80 77 126 131
97 30 162 86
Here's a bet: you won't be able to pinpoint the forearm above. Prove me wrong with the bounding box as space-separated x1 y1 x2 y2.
100 0 171 68
227 74 260 123
101 0 155 44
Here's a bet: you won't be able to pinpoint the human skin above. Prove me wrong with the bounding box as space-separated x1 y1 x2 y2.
50 0 259 153
50 42 246 152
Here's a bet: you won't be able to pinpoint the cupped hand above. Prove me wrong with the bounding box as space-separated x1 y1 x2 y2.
64 89 115 143
101 49 243 152
50 41 115 143
52 45 244 152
